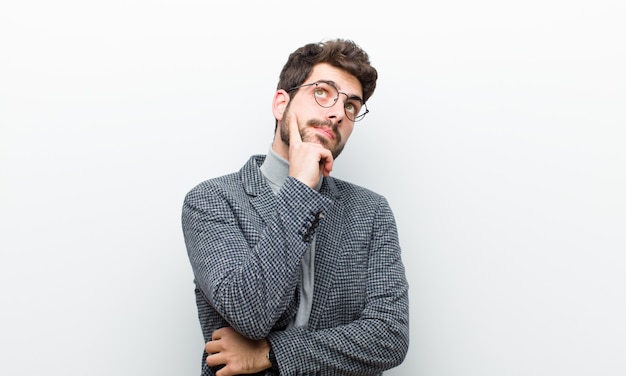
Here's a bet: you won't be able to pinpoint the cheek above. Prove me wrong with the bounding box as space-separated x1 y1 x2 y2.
339 125 354 142
293 101 318 123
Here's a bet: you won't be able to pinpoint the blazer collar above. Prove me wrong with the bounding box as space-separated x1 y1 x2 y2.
241 154 341 199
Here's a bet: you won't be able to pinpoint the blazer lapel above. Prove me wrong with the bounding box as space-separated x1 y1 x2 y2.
241 155 277 226
308 178 344 329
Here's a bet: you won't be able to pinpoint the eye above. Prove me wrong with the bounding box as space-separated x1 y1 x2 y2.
344 102 356 114
345 100 361 115
314 87 329 99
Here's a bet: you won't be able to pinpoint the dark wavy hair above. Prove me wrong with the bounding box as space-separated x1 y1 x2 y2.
277 39 378 103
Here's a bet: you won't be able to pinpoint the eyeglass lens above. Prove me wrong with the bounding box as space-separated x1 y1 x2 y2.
312 82 367 121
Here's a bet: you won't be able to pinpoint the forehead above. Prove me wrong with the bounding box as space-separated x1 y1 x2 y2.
307 63 363 98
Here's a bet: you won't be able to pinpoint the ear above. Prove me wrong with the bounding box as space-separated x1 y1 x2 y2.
272 89 290 121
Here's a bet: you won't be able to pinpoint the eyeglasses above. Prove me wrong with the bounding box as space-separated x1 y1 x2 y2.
287 80 369 122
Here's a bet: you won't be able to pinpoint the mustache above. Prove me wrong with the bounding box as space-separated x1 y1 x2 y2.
306 119 337 131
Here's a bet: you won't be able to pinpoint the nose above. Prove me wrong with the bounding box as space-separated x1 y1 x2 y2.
325 98 346 123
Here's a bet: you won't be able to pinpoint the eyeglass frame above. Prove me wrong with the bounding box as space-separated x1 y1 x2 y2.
286 80 370 122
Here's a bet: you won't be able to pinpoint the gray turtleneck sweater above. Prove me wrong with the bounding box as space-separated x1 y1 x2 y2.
260 147 322 328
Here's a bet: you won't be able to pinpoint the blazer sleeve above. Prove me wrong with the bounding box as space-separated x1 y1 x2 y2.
267 196 410 375
182 177 332 339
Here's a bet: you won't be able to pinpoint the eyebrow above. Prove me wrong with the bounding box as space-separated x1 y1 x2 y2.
320 80 364 103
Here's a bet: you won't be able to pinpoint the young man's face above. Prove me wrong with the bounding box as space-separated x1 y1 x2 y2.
276 63 364 159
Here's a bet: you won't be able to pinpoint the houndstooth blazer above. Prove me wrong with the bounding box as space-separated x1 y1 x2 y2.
182 155 409 376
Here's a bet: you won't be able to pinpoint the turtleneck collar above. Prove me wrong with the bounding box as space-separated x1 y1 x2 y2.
260 146 322 194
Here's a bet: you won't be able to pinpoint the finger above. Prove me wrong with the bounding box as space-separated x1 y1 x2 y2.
288 113 302 146
211 327 226 341
319 149 334 177
206 351 225 367
205 339 220 354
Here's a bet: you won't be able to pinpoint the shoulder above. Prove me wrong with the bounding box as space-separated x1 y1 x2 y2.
184 155 265 204
327 176 383 198
325 177 399 235
185 170 239 197
325 176 390 209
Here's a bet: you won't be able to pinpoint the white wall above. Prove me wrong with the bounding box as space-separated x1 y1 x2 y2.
1 1 625 375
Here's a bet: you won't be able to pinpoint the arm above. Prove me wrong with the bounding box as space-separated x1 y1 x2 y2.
182 176 332 339
268 197 409 374
202 197 409 375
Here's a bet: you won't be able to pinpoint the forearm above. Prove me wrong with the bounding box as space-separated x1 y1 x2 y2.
183 177 332 338
268 303 409 375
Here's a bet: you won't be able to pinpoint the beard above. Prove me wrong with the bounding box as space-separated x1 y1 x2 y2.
279 108 346 159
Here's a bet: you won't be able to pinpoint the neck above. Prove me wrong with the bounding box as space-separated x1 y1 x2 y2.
271 134 289 161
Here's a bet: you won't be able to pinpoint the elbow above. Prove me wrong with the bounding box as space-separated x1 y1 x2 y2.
387 323 410 368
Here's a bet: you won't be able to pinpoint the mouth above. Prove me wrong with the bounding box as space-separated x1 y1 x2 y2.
312 126 335 140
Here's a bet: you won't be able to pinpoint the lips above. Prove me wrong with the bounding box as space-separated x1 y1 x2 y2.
313 126 335 140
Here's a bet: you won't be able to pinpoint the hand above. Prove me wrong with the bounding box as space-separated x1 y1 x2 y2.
287 113 334 188
205 327 272 376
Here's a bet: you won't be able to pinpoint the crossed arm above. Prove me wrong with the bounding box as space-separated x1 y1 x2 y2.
183 180 408 375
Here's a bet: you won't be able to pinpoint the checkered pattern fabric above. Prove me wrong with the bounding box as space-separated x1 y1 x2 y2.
182 155 409 376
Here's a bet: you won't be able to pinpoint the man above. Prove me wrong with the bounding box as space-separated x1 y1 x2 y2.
182 39 409 376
